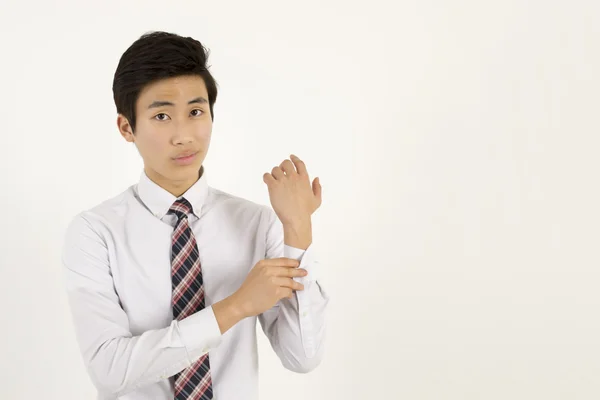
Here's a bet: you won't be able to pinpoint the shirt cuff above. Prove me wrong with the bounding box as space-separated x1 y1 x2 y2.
176 306 223 362
285 243 319 283
284 244 305 261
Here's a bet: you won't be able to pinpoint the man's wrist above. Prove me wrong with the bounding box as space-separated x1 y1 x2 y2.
283 217 312 250
213 294 246 334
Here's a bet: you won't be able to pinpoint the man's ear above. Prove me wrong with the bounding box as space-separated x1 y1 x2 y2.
117 114 135 143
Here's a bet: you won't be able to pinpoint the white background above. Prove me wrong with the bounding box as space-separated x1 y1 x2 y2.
1 0 599 399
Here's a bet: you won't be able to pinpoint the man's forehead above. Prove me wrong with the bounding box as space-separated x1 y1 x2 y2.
141 76 207 98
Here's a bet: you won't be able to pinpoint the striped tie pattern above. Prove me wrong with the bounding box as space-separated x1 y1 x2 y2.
169 198 213 399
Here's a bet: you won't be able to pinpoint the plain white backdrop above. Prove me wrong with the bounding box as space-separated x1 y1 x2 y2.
1 0 600 399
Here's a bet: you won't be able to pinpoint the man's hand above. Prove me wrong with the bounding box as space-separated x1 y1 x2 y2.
263 154 322 226
213 258 306 333
232 258 307 318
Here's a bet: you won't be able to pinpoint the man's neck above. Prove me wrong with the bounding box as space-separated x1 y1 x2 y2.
145 166 203 198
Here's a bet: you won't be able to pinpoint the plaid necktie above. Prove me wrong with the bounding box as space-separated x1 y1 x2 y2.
169 198 213 400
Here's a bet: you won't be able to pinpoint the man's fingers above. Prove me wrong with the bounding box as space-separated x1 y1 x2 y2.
280 159 296 176
261 257 300 268
262 265 307 278
274 277 305 291
277 287 293 300
312 177 322 203
271 166 285 180
271 266 307 278
263 173 276 185
290 154 308 176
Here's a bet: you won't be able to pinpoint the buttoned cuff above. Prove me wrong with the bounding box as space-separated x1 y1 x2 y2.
176 306 223 363
284 243 318 283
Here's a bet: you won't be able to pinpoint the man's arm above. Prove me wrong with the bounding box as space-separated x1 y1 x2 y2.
62 213 229 398
257 207 329 373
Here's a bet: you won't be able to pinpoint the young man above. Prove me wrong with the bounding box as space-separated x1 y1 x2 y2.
62 31 329 400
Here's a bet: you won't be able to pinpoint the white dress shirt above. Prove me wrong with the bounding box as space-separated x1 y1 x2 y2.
62 168 329 400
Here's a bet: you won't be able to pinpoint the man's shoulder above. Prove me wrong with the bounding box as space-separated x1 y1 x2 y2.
92 186 136 212
208 186 274 220
67 185 137 232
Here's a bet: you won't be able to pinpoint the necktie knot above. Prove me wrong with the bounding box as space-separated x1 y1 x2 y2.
168 197 193 220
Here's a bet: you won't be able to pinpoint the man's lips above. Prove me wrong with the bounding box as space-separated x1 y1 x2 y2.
173 151 198 159
172 151 198 165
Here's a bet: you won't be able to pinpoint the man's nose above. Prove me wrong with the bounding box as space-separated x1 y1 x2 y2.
172 126 194 145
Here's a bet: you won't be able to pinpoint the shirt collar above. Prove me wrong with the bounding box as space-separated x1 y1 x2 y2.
137 166 209 220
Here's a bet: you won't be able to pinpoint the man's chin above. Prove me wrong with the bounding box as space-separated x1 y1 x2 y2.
169 164 202 181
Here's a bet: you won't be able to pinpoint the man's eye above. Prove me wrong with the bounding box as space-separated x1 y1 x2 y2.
155 113 170 121
191 109 203 117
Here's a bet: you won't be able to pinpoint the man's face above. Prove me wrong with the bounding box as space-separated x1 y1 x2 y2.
118 75 212 194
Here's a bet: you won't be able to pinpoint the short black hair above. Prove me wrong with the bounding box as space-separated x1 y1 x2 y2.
112 31 218 133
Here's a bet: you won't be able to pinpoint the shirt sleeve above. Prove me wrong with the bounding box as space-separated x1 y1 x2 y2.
62 213 223 398
257 207 330 373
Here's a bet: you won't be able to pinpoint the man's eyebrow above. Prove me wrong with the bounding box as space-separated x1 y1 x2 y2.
188 96 208 105
147 100 173 109
147 97 208 109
